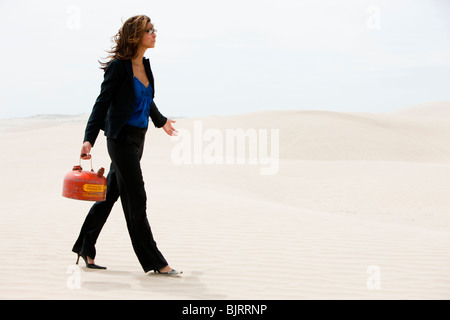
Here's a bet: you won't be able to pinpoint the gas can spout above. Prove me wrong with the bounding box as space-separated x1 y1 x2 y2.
96 167 105 178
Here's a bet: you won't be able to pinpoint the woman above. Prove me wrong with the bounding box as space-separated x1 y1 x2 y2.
72 15 181 275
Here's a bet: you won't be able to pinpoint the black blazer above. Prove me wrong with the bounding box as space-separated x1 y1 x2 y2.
83 57 167 147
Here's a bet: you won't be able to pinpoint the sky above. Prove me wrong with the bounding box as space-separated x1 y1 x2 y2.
0 0 449 119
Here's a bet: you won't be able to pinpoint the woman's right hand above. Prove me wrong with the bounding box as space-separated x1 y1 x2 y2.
80 141 92 159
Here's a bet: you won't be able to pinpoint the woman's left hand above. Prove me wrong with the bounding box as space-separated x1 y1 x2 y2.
162 119 178 136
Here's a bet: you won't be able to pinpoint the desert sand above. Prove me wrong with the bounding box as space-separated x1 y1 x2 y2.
0 101 449 300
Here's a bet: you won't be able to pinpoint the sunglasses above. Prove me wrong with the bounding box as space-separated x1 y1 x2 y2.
145 28 157 35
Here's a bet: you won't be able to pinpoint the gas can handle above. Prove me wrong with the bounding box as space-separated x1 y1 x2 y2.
79 156 94 172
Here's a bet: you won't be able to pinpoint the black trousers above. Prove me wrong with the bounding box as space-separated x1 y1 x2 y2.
72 125 168 273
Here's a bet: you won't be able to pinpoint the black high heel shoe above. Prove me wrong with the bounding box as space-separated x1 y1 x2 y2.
154 268 182 276
76 254 107 270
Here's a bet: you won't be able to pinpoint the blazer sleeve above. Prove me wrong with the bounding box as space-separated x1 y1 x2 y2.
149 100 167 128
83 61 121 147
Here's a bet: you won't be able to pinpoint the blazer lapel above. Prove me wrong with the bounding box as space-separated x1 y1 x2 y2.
125 58 155 98
125 59 133 79
144 58 155 98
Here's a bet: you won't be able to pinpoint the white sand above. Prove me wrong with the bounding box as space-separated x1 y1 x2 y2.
0 102 449 300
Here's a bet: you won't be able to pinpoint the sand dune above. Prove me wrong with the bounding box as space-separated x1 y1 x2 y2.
391 101 450 120
0 105 449 300
200 109 450 162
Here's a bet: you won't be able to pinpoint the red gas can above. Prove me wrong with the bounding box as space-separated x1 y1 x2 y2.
62 159 107 201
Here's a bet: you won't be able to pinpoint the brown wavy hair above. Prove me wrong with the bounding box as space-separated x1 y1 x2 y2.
99 15 151 70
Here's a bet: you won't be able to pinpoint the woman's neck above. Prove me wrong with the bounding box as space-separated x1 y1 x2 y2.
132 47 147 66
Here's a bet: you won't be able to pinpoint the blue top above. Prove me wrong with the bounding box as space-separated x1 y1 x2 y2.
127 76 154 128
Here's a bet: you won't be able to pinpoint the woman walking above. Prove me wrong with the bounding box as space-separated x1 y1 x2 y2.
72 15 181 275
